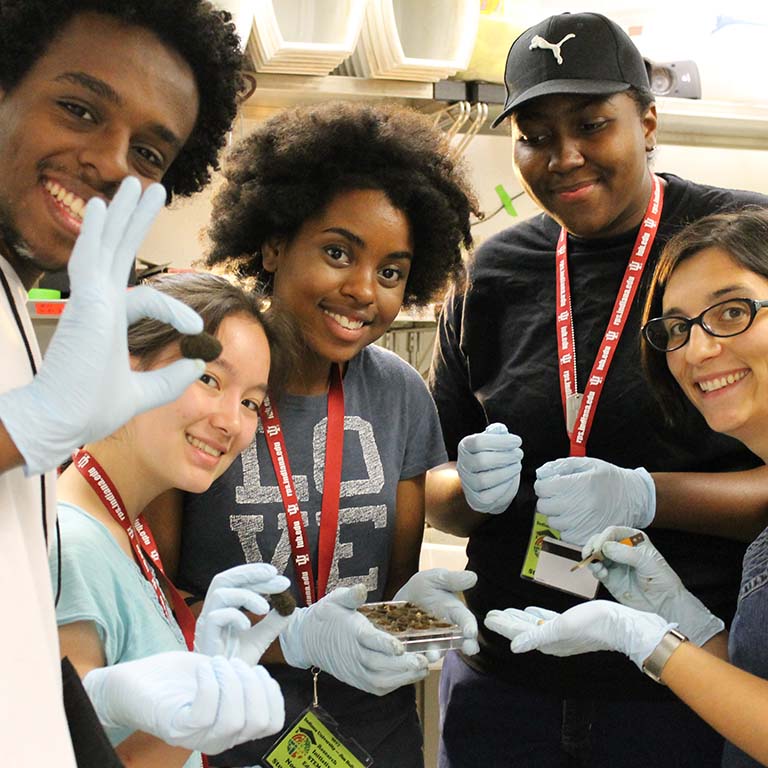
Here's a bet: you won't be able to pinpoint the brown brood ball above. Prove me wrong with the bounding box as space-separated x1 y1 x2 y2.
180 332 222 362
270 589 297 617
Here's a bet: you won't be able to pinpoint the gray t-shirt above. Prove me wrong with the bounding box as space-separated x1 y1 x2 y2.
179 344 448 603
179 345 447 766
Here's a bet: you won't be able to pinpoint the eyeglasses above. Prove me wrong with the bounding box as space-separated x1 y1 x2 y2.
643 297 768 352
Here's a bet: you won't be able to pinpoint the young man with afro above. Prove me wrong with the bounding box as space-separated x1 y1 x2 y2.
0 2 246 764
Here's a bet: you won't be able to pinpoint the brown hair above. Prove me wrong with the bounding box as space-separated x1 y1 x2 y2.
129 272 298 395
641 207 768 423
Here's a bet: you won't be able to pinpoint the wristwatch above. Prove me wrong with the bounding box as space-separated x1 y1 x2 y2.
642 628 688 684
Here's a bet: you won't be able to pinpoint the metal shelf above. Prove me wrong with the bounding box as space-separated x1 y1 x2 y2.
239 73 437 122
239 73 768 150
654 96 768 151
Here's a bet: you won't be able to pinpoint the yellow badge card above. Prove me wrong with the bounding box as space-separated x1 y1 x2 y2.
263 707 372 768
521 514 599 598
521 512 561 579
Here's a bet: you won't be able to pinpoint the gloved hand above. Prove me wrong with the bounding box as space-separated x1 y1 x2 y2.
457 423 523 514
534 457 656 545
485 601 674 670
279 584 429 696
83 651 284 753
394 568 479 657
195 563 292 664
583 526 725 646
0 177 204 476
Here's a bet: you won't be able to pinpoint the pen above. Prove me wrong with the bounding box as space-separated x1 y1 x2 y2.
569 532 645 572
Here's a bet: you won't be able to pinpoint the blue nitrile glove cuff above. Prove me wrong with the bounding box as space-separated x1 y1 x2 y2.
634 467 656 529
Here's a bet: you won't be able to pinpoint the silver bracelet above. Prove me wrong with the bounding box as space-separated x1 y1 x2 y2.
642 628 688 684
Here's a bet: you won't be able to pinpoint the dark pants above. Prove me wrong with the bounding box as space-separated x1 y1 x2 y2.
62 657 124 768
212 667 424 768
438 651 724 768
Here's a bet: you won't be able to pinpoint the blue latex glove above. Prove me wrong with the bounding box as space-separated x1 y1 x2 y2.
457 423 523 514
394 568 479 657
279 584 429 696
534 457 656 545
195 564 292 664
485 601 674 670
83 651 284 753
0 177 204 476
583 526 725 646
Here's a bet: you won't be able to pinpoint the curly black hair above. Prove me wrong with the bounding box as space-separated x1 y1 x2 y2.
0 0 243 202
206 101 479 308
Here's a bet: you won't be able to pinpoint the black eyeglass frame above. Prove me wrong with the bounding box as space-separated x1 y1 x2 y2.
643 297 768 352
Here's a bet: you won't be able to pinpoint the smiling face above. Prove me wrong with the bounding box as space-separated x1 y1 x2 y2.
128 313 270 495
263 188 413 393
664 247 768 457
0 12 199 283
511 92 656 239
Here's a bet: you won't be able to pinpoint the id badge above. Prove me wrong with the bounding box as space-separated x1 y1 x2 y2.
262 705 373 768
521 513 599 599
521 512 562 580
533 537 599 599
566 392 583 436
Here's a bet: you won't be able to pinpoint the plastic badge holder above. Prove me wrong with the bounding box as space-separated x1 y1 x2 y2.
358 601 463 656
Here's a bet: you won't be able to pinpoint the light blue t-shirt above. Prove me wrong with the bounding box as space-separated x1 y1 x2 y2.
50 502 200 768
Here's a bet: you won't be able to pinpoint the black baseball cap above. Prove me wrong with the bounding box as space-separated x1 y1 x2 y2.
491 12 650 128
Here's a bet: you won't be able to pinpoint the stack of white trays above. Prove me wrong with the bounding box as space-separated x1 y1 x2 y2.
244 0 368 76
336 0 480 82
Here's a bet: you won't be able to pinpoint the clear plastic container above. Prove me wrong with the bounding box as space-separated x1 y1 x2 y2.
358 601 464 656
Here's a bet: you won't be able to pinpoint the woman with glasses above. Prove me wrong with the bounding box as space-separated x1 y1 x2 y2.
485 208 768 767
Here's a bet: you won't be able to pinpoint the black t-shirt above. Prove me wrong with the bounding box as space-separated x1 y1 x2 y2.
429 173 768 699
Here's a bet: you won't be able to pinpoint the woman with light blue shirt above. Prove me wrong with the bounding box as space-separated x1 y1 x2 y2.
51 272 295 768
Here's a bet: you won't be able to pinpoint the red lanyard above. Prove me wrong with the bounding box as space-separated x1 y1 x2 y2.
72 449 197 651
259 364 344 607
556 174 664 457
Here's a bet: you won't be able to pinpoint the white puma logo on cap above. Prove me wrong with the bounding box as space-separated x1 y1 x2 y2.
529 33 576 65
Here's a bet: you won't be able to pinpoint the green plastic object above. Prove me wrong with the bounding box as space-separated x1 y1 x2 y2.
28 288 61 300
494 184 518 218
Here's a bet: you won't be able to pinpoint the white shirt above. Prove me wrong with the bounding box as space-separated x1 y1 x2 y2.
0 254 76 766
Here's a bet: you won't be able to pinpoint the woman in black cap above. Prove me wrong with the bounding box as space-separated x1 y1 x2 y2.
427 10 768 768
